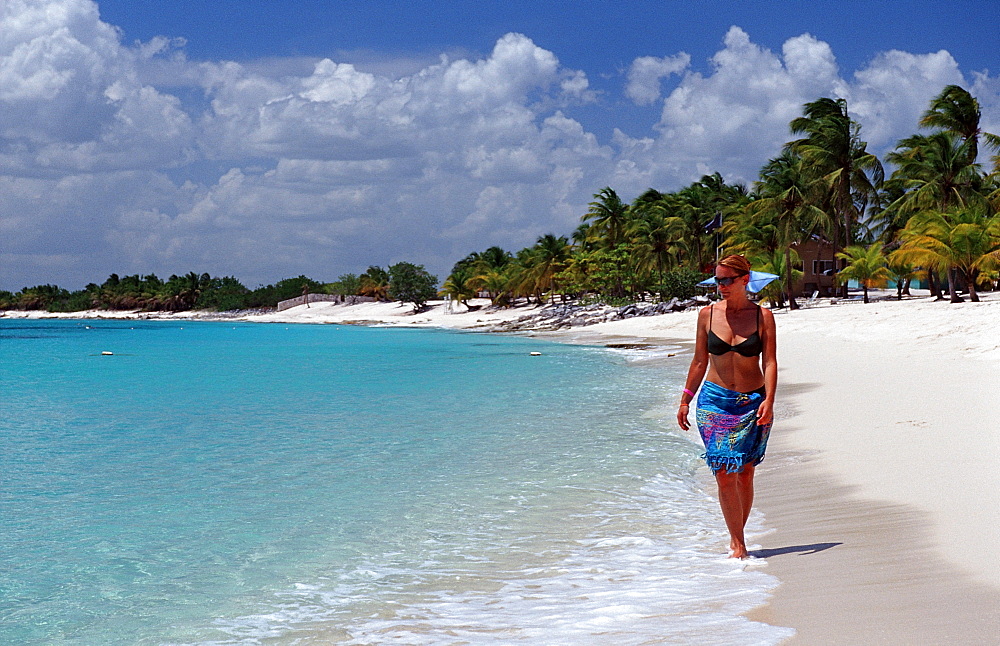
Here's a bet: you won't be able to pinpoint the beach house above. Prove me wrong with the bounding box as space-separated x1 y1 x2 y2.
790 237 837 296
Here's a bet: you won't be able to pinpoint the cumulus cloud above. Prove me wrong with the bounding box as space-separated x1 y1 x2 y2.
0 0 194 172
623 28 845 185
845 49 964 150
615 26 991 189
625 53 691 105
1 2 998 291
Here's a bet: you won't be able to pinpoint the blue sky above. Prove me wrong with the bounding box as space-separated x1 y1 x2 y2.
97 0 999 139
98 0 997 73
3 0 999 290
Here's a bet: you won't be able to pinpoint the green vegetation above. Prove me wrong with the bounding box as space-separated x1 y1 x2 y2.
388 262 438 312
437 84 999 308
5 86 999 314
0 273 324 313
836 243 893 303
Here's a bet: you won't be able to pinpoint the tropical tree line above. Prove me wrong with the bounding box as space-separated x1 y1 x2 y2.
6 86 999 314
1 262 438 313
440 84 1000 309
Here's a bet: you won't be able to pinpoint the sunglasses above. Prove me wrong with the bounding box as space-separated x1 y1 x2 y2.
714 275 745 286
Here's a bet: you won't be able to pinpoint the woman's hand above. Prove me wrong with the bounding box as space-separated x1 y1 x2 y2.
677 404 691 431
756 399 774 426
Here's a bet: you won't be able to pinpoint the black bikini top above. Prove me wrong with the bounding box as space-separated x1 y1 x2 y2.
706 304 763 357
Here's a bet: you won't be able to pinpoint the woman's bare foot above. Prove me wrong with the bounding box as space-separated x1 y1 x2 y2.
730 544 748 559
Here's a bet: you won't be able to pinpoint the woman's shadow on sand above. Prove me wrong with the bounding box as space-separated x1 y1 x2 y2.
751 542 841 558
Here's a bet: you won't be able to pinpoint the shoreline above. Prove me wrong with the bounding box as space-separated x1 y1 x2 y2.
7 292 1000 641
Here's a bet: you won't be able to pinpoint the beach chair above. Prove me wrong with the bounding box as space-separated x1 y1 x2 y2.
800 290 820 308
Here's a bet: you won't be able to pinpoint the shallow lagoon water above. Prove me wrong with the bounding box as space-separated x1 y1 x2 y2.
0 319 791 644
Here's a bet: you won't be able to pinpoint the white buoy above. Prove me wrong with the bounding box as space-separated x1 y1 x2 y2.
101 351 114 356
530 351 542 356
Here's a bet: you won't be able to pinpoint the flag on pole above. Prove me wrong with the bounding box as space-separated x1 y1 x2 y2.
703 211 723 233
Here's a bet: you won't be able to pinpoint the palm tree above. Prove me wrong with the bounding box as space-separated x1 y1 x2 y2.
744 248 802 309
987 133 1000 173
359 266 390 301
789 98 884 295
885 132 985 301
890 208 1000 302
836 243 893 303
571 222 597 251
439 267 478 308
628 192 687 291
582 188 635 299
867 181 909 244
467 267 511 306
885 132 983 214
478 246 512 271
676 174 750 270
519 234 572 303
886 255 922 300
178 272 210 309
584 187 631 249
745 150 830 309
920 85 986 162
983 173 1000 222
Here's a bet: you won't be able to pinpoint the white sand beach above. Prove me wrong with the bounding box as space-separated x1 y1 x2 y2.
9 292 1000 642
251 294 1000 642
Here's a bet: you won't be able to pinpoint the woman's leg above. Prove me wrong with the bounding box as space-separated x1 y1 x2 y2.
737 465 755 530
715 469 748 558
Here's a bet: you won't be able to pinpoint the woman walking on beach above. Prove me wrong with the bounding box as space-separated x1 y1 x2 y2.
677 254 777 559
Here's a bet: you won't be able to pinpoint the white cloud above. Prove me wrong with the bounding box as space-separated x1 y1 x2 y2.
615 27 993 189
0 0 193 172
634 27 845 184
625 53 691 105
844 49 964 150
2 2 999 291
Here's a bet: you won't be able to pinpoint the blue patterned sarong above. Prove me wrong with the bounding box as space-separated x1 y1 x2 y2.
695 381 771 474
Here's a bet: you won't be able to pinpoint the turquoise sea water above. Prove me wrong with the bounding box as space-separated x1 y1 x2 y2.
1 319 791 644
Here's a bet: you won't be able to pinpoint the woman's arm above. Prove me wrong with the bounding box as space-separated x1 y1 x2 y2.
677 306 711 431
756 306 778 426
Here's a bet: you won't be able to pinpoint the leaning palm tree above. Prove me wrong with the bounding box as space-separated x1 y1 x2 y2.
439 266 478 308
836 243 893 303
890 208 1000 302
789 98 884 295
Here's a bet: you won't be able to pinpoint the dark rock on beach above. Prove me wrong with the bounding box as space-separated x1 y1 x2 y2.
488 296 708 332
